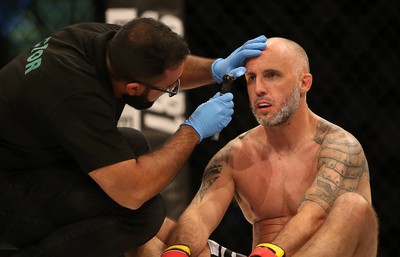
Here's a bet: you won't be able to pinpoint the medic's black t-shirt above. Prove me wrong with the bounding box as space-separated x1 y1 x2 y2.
0 22 135 175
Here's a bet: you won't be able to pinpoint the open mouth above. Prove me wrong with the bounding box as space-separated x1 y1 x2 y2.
256 101 272 110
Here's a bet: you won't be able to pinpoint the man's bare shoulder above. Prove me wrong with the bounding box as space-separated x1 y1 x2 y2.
314 118 361 146
230 125 265 150
206 126 264 169
303 118 371 210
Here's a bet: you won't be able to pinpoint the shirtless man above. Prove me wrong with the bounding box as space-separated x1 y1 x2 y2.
160 37 378 257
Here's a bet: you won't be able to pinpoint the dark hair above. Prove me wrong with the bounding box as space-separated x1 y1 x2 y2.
109 17 190 81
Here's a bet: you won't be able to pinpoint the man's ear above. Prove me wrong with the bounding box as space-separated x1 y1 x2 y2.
126 82 141 96
300 73 312 93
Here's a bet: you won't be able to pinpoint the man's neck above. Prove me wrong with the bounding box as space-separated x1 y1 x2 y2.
264 107 317 152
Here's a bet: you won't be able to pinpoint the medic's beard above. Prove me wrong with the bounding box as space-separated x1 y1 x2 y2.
122 87 155 110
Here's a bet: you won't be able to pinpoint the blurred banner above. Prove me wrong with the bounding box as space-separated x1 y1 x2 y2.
105 0 185 135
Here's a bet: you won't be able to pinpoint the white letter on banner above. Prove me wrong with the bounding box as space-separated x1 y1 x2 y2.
160 14 183 35
105 8 138 24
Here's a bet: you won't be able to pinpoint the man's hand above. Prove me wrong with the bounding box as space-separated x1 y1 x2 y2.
162 245 191 257
211 35 267 83
249 243 285 257
181 92 234 143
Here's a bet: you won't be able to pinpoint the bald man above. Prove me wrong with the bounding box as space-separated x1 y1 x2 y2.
159 37 379 257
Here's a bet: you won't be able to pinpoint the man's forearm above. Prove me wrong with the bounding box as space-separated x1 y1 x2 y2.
89 125 200 210
136 125 200 195
271 202 326 256
180 55 215 89
166 214 211 257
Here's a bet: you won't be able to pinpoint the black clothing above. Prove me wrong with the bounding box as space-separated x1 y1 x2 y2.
0 22 133 175
0 23 166 256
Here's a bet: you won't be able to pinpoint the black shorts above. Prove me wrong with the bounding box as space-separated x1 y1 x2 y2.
208 239 246 257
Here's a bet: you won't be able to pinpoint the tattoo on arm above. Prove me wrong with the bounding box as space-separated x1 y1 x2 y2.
196 146 232 202
302 119 369 212
198 164 221 201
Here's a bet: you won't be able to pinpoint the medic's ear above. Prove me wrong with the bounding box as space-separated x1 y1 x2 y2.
126 82 141 96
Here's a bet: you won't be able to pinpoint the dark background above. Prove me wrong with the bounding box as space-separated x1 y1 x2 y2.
184 1 400 257
1 1 399 256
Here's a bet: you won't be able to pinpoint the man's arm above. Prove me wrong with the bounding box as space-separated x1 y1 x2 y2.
89 93 234 210
165 143 237 257
266 127 371 256
180 55 214 89
89 125 199 210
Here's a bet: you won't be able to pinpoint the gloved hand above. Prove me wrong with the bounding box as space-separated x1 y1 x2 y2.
212 35 267 83
162 245 191 257
181 92 234 143
249 243 285 257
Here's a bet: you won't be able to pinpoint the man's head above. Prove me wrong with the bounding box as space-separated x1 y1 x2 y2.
108 17 190 109
244 37 312 127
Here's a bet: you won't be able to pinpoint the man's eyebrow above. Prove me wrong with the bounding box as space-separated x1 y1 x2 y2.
263 68 281 73
246 68 280 75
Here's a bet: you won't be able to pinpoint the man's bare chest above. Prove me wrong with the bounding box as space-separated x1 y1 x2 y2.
233 149 319 223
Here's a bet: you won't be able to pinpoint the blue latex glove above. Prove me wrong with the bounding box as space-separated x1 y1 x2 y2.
212 35 267 83
182 92 234 143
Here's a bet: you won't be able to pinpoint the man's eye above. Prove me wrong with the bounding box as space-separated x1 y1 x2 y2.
266 72 278 78
247 76 256 82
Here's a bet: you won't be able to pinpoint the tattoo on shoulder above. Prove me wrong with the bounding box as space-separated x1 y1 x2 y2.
314 119 332 145
302 119 369 212
238 131 250 140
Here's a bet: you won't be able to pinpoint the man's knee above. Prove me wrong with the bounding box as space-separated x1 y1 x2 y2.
327 193 379 256
332 192 378 233
334 193 375 217
118 195 167 246
134 195 166 239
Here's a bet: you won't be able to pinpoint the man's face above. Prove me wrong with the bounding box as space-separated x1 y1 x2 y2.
123 61 184 110
245 41 301 127
251 84 300 127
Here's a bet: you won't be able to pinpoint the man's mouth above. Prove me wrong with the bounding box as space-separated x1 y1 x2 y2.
256 101 272 110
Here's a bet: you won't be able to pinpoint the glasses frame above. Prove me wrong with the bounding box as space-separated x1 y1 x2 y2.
136 79 180 97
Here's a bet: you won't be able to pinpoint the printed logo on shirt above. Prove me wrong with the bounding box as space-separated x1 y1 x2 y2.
24 37 51 75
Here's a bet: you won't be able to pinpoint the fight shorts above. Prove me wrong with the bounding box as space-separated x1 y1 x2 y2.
208 239 246 257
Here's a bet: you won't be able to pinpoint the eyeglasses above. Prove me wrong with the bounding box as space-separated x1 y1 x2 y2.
137 79 180 97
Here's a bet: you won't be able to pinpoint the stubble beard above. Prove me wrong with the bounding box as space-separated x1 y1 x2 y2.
252 85 300 128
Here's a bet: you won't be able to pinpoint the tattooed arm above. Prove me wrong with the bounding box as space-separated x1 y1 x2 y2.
166 141 237 257
270 120 371 256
